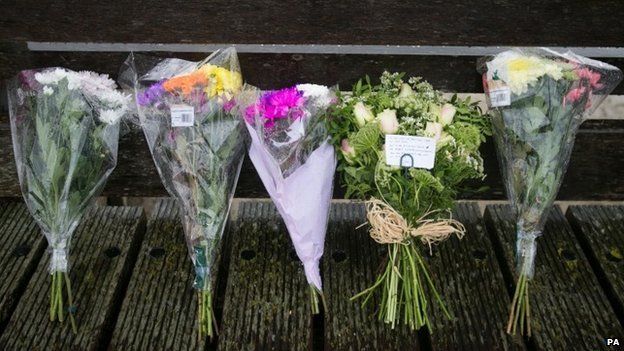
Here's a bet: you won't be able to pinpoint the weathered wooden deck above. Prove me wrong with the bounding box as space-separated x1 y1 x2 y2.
0 198 622 350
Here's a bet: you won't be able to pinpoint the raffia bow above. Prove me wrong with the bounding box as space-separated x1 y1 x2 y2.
362 197 465 252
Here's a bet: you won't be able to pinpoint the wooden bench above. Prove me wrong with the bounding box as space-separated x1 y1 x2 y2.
0 199 623 350
1 1 624 350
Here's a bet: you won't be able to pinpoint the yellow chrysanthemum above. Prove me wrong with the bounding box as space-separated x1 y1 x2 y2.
487 51 565 95
507 57 534 72
198 64 242 98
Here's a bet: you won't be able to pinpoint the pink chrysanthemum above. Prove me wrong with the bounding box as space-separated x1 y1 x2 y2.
245 87 306 128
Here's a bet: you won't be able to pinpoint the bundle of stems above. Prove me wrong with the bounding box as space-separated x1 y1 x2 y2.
352 242 451 331
49 271 77 334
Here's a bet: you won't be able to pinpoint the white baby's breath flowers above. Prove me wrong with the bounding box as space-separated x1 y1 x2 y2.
43 86 54 95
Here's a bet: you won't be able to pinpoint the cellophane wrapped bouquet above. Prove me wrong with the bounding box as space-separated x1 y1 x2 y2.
235 84 337 313
8 68 128 332
124 48 245 338
327 72 490 331
478 48 622 336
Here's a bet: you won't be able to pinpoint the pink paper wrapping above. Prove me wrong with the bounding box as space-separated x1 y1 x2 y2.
246 122 336 290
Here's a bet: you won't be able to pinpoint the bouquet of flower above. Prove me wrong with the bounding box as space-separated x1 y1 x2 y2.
236 84 337 313
479 48 622 336
124 48 245 338
7 68 128 332
327 72 490 331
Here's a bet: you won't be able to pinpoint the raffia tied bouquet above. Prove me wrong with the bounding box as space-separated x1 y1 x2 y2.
8 68 128 332
328 72 490 331
479 48 622 336
126 48 245 339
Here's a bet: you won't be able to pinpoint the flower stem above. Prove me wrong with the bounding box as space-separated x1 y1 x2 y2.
506 273 531 336
413 246 451 320
352 242 449 331
56 271 64 322
63 272 78 334
49 270 77 333
198 289 217 340
50 272 57 321
310 285 320 315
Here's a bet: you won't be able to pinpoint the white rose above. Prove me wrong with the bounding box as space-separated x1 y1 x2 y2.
437 132 454 148
439 103 456 126
398 83 414 98
340 139 356 164
425 122 443 140
377 109 399 134
353 101 375 127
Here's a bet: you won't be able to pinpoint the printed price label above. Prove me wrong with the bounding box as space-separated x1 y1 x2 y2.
488 87 511 107
385 135 436 169
171 104 194 127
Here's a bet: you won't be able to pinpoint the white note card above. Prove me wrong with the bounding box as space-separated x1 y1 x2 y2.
171 104 195 127
385 134 436 169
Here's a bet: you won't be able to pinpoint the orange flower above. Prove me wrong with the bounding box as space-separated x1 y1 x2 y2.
162 71 209 95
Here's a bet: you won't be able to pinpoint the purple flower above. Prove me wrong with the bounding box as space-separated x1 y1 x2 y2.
138 81 166 106
223 98 236 113
18 70 39 91
245 86 306 128
166 129 176 144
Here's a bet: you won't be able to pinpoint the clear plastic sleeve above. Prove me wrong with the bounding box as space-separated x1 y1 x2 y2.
478 47 622 277
121 48 245 337
8 67 127 328
8 68 126 272
234 84 337 312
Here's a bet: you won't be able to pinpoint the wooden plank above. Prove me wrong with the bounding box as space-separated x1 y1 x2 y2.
0 205 145 350
427 203 524 350
1 1 623 46
566 205 624 324
218 199 312 351
484 205 624 350
0 201 46 330
1 51 623 95
2 120 623 200
323 201 421 351
109 199 210 350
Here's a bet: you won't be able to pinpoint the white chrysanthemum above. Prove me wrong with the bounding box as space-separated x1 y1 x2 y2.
78 71 117 89
296 84 333 109
34 68 69 85
36 68 128 113
98 89 130 109
487 51 564 95
43 86 54 95
98 108 124 125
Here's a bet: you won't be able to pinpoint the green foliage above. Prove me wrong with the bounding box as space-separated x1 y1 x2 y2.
19 79 117 239
490 74 584 231
327 72 490 224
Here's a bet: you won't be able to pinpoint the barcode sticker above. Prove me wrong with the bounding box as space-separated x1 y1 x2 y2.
385 135 436 169
171 105 195 127
488 87 511 107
